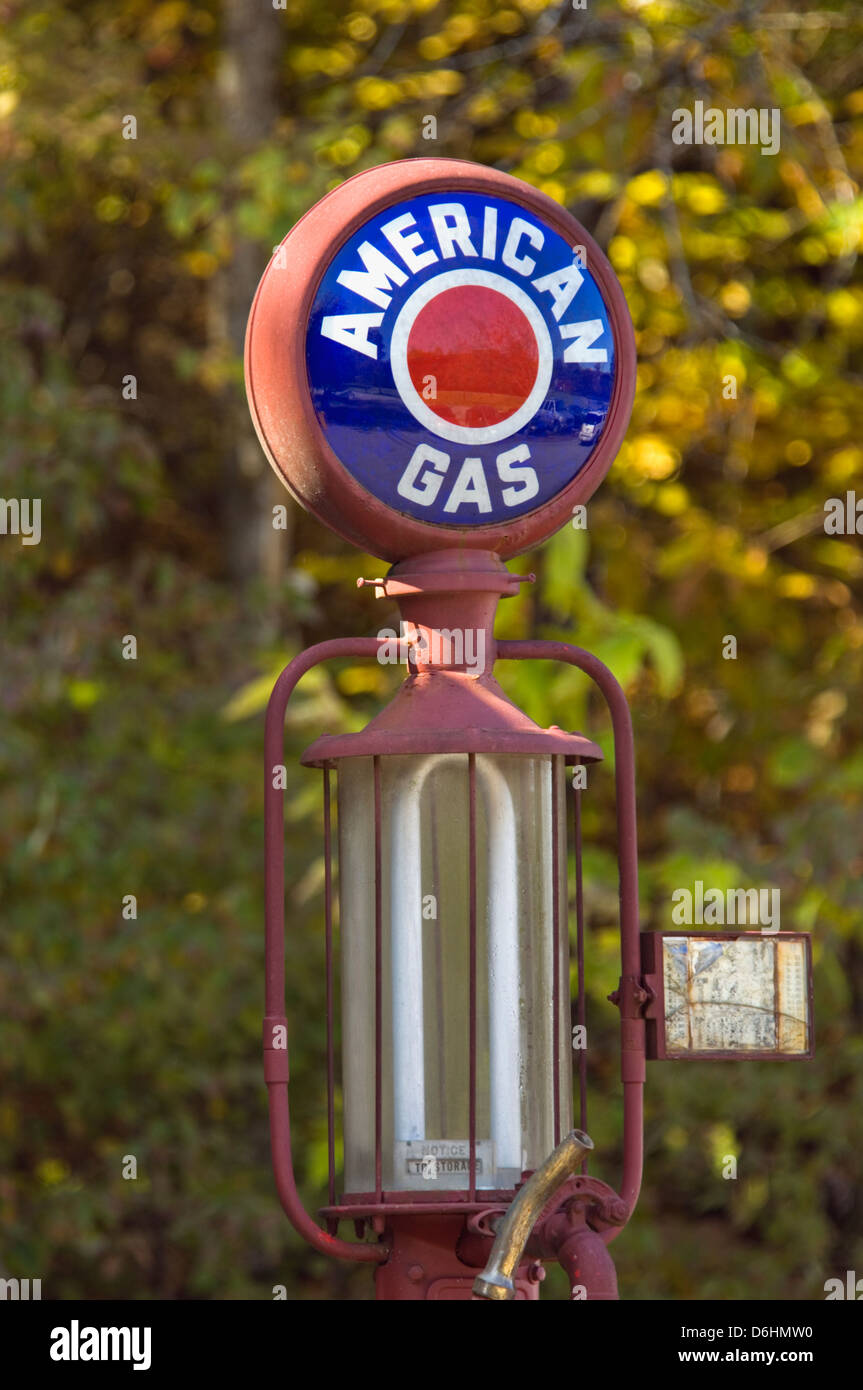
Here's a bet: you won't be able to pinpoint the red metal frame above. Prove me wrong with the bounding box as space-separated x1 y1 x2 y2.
264 637 388 1263
263 605 645 1273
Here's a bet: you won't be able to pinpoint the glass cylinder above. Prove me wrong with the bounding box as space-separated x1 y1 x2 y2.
337 752 572 1194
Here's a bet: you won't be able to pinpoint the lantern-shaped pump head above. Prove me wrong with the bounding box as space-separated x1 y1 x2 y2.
248 159 643 1300
302 550 602 1207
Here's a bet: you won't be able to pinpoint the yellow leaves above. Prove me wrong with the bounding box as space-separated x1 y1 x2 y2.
0 89 19 119
514 110 558 139
183 892 207 913
467 92 500 124
752 384 780 419
336 665 387 696
609 234 638 271
355 76 401 109
187 9 215 35
323 127 370 167
295 45 357 79
418 14 478 61
735 1176 769 1227
182 249 218 278
417 69 463 98
686 184 726 216
492 9 523 34
826 447 862 484
719 354 746 388
530 141 564 174
626 170 668 206
779 158 826 221
346 13 377 42
742 547 767 578
786 101 823 127
664 1124 688 1153
67 680 103 710
572 170 618 199
781 350 820 388
637 258 669 292
359 69 461 106
811 689 847 722
778 573 816 599
418 35 449 61
445 13 479 44
785 440 812 467
95 194 127 223
221 667 286 723
38 1158 71 1187
719 280 750 316
654 483 690 516
706 1122 737 1175
673 174 727 215
807 689 847 746
827 289 863 330
538 178 566 204
629 434 680 481
143 2 190 42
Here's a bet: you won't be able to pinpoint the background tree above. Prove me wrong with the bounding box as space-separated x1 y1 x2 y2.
1 0 861 1298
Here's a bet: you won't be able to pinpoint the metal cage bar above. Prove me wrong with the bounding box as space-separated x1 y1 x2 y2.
551 757 562 1147
373 754 383 1204
323 765 337 1228
264 638 389 1263
468 752 478 1202
574 782 588 1170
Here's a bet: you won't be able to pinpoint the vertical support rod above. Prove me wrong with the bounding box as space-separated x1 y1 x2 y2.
468 753 477 1202
263 637 387 1263
373 755 383 1203
574 782 588 1170
551 758 562 1148
323 765 336 1225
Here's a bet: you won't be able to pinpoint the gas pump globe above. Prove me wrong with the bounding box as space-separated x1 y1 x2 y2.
247 159 812 1301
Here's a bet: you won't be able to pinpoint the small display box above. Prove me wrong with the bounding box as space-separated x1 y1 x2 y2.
641 931 814 1061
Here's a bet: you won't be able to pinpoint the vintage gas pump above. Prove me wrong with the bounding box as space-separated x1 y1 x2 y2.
245 160 813 1301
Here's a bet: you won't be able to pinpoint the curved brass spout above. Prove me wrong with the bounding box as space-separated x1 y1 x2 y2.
473 1130 594 1300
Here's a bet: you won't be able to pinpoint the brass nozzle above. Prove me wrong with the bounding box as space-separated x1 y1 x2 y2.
472 1130 594 1300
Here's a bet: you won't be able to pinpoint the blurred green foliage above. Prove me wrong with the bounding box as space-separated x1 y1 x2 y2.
1 0 862 1300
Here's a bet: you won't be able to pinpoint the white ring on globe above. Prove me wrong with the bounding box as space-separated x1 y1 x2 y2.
389 268 554 447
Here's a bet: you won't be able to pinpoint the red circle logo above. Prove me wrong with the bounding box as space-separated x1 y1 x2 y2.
406 285 540 430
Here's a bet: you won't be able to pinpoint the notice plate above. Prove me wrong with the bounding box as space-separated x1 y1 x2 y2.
641 931 813 1060
395 1139 496 1190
